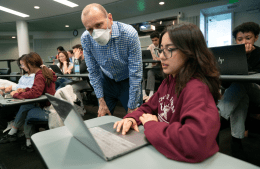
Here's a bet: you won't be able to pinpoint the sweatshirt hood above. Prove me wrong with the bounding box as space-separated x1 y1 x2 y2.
36 69 57 83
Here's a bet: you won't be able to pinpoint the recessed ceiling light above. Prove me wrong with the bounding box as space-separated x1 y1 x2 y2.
159 2 165 5
65 25 69 27
53 0 78 8
0 5 29 17
12 36 16 39
34 6 40 9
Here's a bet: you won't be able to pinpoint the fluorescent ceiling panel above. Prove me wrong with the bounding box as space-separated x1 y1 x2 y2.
53 0 79 8
0 6 29 17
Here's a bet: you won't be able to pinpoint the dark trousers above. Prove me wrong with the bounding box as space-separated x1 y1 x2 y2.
100 72 142 114
0 105 20 130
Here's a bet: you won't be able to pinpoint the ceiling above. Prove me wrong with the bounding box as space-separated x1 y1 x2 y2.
0 0 222 32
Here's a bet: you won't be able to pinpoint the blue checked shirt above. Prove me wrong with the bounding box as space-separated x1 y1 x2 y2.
81 21 143 109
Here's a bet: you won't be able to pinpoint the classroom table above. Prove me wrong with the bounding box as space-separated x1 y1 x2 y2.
0 95 48 107
220 73 260 83
31 116 260 169
0 59 17 72
0 75 22 78
56 73 89 78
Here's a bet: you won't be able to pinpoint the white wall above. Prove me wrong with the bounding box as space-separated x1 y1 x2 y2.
233 11 260 47
0 42 33 73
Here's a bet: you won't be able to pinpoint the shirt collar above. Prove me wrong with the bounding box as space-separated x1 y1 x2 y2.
111 21 119 38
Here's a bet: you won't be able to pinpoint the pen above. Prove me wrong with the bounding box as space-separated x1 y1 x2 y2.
7 99 25 102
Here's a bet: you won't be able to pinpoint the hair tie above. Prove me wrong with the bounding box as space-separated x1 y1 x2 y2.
40 65 46 68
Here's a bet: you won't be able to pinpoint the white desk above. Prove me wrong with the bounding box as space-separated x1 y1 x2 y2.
31 116 260 169
0 95 48 107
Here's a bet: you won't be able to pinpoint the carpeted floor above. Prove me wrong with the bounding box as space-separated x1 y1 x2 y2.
0 103 260 169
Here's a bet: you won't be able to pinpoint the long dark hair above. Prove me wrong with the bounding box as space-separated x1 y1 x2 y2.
17 54 27 75
159 23 221 104
22 52 54 86
58 51 70 71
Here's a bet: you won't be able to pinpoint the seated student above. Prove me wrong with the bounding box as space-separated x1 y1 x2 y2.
67 50 74 63
55 51 73 90
114 23 221 163
0 55 35 130
0 52 57 152
217 22 260 159
72 44 88 73
143 32 163 102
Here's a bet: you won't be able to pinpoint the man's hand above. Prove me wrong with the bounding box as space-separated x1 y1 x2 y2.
245 43 255 54
97 97 111 117
0 86 5 90
113 118 139 135
0 90 3 96
74 49 81 59
127 107 138 114
139 113 158 125
5 86 12 93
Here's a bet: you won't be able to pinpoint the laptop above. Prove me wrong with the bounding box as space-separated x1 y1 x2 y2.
142 50 155 62
209 44 256 75
45 93 149 161
48 65 63 75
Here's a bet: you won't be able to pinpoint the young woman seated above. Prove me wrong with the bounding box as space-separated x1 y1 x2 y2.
0 55 35 130
55 51 73 90
0 52 57 152
114 23 221 163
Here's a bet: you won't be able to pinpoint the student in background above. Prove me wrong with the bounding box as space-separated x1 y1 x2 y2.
143 32 163 102
114 23 221 163
0 55 35 130
55 51 73 90
72 44 88 74
0 52 57 152
81 3 143 116
67 50 74 63
54 46 66 62
217 22 260 160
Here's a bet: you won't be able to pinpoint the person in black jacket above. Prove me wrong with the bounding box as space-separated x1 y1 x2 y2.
218 22 260 160
72 44 88 74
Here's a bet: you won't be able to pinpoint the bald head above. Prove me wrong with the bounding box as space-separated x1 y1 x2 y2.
81 3 107 20
81 3 113 35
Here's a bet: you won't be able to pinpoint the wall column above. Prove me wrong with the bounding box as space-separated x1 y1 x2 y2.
16 21 30 57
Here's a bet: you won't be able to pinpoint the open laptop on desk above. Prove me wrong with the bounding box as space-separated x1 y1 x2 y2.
142 50 156 62
210 44 256 75
48 65 63 75
45 93 149 161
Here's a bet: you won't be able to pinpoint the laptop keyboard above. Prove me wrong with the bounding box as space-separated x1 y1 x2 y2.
89 126 136 157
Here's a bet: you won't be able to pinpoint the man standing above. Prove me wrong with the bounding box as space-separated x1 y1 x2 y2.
81 3 143 117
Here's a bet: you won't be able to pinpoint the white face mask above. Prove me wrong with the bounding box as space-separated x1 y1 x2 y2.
92 18 111 46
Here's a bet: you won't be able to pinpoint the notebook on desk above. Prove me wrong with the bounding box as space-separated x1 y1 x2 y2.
45 93 149 161
48 65 63 75
210 44 257 75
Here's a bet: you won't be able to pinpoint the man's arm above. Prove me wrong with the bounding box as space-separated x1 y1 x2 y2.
128 32 143 111
81 34 104 99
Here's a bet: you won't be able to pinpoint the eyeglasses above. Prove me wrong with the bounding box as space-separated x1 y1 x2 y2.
154 47 178 59
20 64 25 68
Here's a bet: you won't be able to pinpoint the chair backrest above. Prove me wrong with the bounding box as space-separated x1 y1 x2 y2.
0 68 10 75
9 72 20 83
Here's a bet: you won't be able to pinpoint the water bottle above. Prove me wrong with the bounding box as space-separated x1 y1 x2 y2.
74 59 80 75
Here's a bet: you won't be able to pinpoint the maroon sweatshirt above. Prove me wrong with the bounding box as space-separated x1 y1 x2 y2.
124 75 220 163
13 70 57 107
